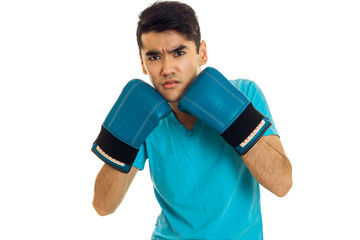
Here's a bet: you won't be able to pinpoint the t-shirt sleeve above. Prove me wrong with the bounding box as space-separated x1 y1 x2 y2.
132 143 148 170
231 79 279 137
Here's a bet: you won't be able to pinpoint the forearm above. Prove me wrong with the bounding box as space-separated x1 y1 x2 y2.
242 136 292 197
176 67 292 196
93 164 138 216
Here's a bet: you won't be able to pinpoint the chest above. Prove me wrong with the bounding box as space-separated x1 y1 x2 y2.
145 119 244 199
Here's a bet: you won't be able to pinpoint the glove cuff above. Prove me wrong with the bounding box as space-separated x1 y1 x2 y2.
220 103 272 156
91 126 139 173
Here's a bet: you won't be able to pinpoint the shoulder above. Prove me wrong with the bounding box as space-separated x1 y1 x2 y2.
230 79 264 101
231 78 279 137
230 78 253 89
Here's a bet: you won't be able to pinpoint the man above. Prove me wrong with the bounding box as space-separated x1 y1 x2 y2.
91 1 292 239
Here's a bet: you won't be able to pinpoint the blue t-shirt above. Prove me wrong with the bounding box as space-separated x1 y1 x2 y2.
133 79 278 240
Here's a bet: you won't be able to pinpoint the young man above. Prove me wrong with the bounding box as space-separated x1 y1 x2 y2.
91 1 292 239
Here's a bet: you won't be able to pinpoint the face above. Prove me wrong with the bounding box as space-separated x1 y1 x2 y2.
139 30 207 103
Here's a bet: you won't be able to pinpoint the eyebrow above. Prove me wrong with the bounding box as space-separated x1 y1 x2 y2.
145 45 188 56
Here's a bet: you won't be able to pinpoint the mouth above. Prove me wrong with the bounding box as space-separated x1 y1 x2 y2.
162 79 180 89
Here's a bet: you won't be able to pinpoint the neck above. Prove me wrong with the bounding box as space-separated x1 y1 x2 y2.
170 102 197 130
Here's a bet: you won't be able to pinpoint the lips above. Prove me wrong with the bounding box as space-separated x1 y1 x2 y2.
162 79 179 89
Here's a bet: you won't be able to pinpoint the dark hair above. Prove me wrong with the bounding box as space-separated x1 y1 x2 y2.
136 1 201 52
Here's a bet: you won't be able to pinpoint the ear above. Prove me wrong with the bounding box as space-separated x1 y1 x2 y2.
139 52 148 75
199 40 208 66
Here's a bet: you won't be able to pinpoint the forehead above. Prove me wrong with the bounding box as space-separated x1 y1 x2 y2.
140 30 196 51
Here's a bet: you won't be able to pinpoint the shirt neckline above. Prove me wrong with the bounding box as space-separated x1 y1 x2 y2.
169 111 203 135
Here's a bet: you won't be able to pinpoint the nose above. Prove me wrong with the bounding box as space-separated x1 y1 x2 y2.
161 56 175 78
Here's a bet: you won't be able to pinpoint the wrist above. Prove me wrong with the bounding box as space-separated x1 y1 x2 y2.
220 103 272 155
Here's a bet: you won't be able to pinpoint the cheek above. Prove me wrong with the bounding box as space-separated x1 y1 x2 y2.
178 56 195 72
144 66 158 83
148 76 158 89
182 57 200 78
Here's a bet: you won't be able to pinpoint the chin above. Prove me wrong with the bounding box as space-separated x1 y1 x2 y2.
160 91 182 103
165 95 182 103
165 97 180 103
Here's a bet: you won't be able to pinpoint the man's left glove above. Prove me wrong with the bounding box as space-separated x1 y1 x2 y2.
178 67 271 155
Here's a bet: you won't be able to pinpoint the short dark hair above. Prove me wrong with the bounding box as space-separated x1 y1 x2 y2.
136 1 201 52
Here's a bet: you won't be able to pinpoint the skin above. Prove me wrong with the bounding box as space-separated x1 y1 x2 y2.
139 30 208 130
93 30 292 216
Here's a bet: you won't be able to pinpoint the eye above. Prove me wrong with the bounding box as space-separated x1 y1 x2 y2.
149 55 160 61
174 51 185 57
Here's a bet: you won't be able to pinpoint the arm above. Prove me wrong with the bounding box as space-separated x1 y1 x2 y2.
242 135 292 197
178 67 292 197
91 79 169 214
93 164 138 216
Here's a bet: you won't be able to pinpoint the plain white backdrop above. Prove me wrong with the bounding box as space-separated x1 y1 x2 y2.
1 0 359 239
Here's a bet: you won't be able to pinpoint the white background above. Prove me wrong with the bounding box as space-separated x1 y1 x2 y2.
1 0 359 239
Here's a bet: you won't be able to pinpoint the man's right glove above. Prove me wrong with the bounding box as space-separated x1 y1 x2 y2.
92 79 172 173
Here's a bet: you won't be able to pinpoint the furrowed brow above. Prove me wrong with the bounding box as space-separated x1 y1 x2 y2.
144 45 188 56
145 50 160 56
168 45 187 53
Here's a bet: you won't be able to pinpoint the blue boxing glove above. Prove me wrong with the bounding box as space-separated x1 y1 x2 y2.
92 79 171 173
178 67 271 155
